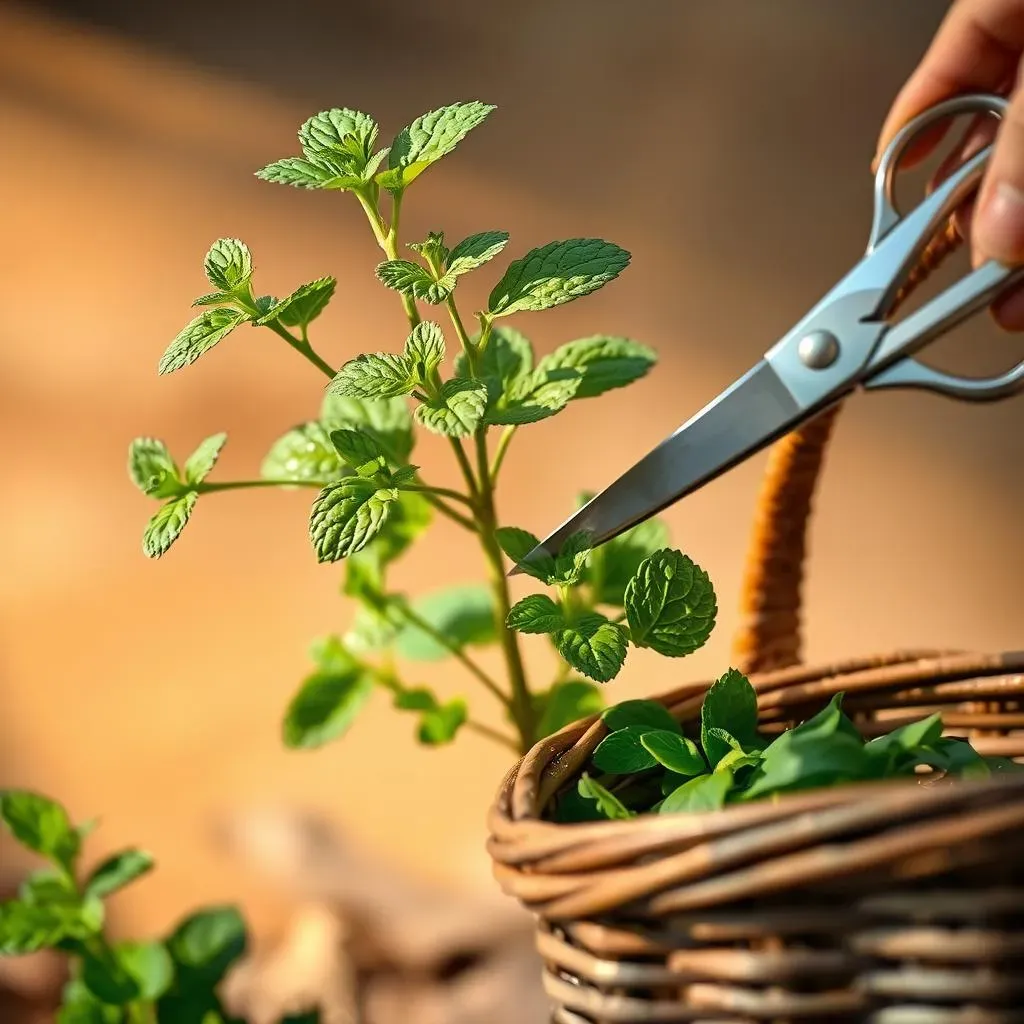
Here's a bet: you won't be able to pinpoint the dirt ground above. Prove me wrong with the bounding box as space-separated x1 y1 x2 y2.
1 0 1021 949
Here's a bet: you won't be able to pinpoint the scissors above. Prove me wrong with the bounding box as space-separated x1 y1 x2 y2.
512 92 1024 574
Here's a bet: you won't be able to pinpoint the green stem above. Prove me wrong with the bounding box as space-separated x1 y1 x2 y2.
263 320 337 379
489 426 517 482
196 479 324 493
473 429 535 752
401 483 475 509
393 602 511 709
465 719 520 751
445 296 477 372
448 439 480 500
357 187 421 327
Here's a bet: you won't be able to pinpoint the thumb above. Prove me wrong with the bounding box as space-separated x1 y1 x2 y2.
975 84 1024 263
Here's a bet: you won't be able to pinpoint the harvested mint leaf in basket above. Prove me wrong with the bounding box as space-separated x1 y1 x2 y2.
554 671 1024 822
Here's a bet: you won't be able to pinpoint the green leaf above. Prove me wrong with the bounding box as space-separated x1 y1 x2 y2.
183 432 227 486
283 659 374 750
417 698 468 745
506 594 565 635
625 549 717 657
0 790 79 872
534 680 603 737
299 108 378 169
309 477 399 562
408 231 450 266
554 613 628 684
191 292 229 307
256 156 341 188
256 277 337 328
329 428 387 477
165 905 247 986
743 731 870 800
584 508 669 607
329 353 417 400
640 730 706 776
603 699 680 734
592 725 659 774
494 527 552 582
58 977 125 1024
143 493 198 559
261 421 345 483
700 669 760 766
159 308 249 375
376 261 453 304
83 941 173 1005
867 714 944 773
535 336 656 400
660 772 733 815
380 101 494 190
393 686 439 712
404 321 446 382
455 325 534 409
1 873 104 954
447 231 509 276
577 773 632 820
790 694 862 744
85 849 155 900
482 365 581 426
415 378 487 437
128 438 182 499
371 489 433 563
488 239 630 317
203 238 252 293
552 532 592 586
321 394 415 465
0 898 67 954
395 584 497 661
344 606 400 654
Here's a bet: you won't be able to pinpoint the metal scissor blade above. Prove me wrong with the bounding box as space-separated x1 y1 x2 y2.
510 360 811 575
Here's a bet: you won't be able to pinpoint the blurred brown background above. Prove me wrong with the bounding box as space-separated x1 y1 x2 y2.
1 0 1021 959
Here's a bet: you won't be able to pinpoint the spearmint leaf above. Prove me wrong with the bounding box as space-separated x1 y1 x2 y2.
299 108 378 169
408 231 450 266
0 791 79 872
625 549 717 657
381 101 495 190
261 421 345 483
329 353 417 399
790 693 861 743
183 432 227 486
329 428 386 477
321 394 415 464
455 325 534 409
203 238 252 293
417 698 468 745
577 772 632 820
660 771 733 815
165 905 247 985
309 478 399 562
128 438 181 499
552 531 592 585
1 899 68 954
554 613 628 683
57 977 125 1024
743 732 869 800
871 714 944 755
344 604 401 654
256 277 336 328
593 725 659 773
483 365 581 425
536 336 656 399
506 594 565 634
393 686 439 712
85 849 154 900
535 680 603 737
415 378 487 437
283 663 374 749
143 493 197 559
395 584 497 661
640 731 706 776
700 668 760 765
447 231 509 276
603 699 680 734
494 526 552 582
376 260 453 304
584 506 669 607
191 292 229 307
488 239 631 317
373 489 432 561
159 308 248 375
255 157 340 188
83 941 173 1004
404 321 446 379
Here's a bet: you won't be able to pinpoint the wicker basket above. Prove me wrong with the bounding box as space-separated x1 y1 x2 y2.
487 225 1024 1022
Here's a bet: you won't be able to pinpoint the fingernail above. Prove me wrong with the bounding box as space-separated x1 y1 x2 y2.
976 181 1024 261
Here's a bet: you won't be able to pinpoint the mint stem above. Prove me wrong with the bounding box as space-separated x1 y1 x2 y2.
263 320 337 379
489 426 516 482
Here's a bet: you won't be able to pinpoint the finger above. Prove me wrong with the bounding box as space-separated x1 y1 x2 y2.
991 280 1024 326
874 0 1024 168
973 74 1024 262
928 114 997 243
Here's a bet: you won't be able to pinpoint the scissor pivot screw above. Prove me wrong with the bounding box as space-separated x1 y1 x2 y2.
797 330 840 369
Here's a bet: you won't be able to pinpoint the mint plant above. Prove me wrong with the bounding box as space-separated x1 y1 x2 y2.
127 100 709 756
0 790 307 1024
560 675 1024 822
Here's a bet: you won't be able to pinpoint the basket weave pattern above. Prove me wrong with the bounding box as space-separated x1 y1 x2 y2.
488 222 1024 1022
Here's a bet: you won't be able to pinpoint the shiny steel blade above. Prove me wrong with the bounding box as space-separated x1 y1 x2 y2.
510 360 810 575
